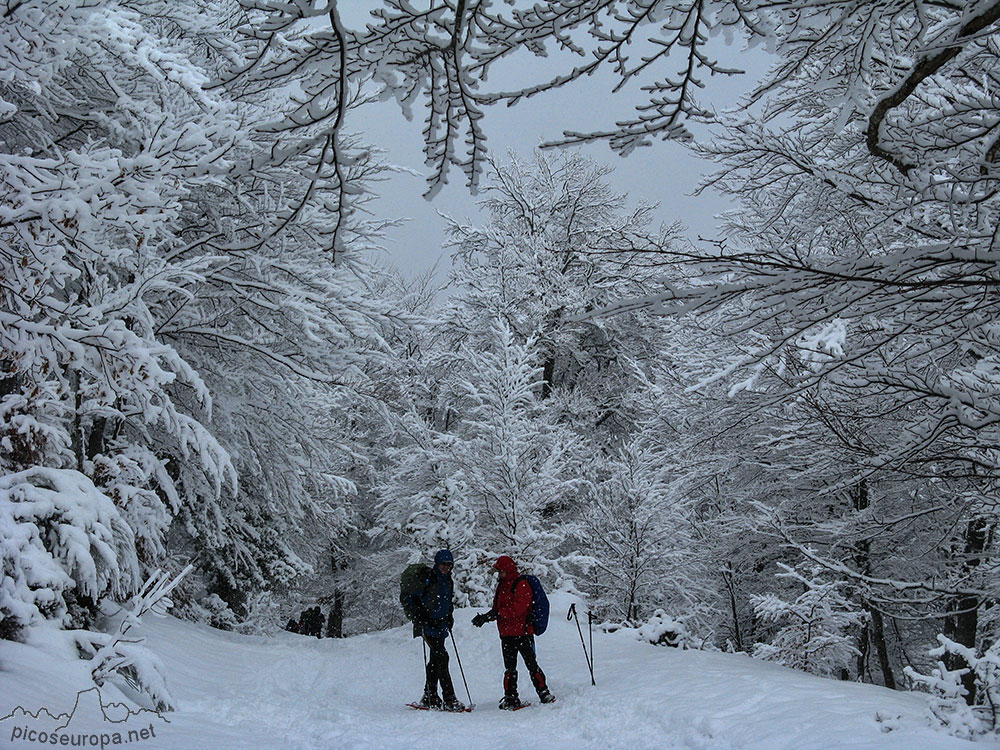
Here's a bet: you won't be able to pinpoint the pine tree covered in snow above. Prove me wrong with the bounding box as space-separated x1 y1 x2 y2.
452 319 584 566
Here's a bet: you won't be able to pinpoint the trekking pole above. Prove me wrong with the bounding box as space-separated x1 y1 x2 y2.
567 603 596 686
450 631 474 707
587 609 597 685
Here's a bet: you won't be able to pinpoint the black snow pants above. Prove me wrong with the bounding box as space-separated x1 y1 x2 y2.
423 635 456 701
500 635 548 699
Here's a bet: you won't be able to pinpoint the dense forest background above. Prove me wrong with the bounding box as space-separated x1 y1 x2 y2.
3 0 1000 736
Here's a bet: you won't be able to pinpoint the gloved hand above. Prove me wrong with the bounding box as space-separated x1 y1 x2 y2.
446 614 454 632
472 612 492 628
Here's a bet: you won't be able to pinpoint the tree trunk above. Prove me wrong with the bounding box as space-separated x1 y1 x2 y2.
851 480 896 688
868 605 895 690
540 356 555 399
327 588 344 638
72 371 84 471
943 517 988 705
328 549 346 638
722 565 744 652
856 621 870 681
86 416 107 461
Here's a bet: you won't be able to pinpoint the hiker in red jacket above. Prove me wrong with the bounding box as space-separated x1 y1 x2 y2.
472 555 555 709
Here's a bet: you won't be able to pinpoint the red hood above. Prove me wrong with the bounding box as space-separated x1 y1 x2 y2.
493 555 518 577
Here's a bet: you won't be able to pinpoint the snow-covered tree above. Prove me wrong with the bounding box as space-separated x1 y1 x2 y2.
377 317 587 604
0 0 241 635
441 152 677 441
1 0 401 639
0 468 139 638
452 319 584 562
752 565 865 679
581 441 705 625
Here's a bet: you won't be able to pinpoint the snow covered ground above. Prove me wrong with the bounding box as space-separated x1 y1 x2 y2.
1 593 991 750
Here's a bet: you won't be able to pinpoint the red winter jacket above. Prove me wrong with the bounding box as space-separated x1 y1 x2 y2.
492 556 533 637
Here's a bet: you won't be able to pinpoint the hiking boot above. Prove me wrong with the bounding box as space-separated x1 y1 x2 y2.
538 689 556 704
442 698 466 712
498 695 523 710
418 692 443 709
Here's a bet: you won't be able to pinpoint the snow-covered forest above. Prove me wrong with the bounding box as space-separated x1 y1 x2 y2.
4 0 1000 743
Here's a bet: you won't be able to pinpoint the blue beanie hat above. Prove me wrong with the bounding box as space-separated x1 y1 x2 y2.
434 549 454 565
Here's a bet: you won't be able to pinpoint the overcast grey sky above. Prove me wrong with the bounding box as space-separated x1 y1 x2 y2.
341 3 770 279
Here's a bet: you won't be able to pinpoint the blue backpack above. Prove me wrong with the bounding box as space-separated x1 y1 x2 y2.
517 575 550 635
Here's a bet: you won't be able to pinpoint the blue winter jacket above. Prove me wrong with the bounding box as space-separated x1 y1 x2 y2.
418 550 455 639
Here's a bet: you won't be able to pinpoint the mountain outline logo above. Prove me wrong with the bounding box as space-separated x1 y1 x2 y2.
2 687 169 747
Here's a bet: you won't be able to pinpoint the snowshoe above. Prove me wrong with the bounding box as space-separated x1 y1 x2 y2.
538 689 556 704
442 699 469 712
498 696 530 711
409 692 442 710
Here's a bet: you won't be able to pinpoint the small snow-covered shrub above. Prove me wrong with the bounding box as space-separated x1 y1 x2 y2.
170 585 242 631
76 567 191 712
751 564 863 678
0 467 140 640
234 592 284 636
904 635 1000 739
199 593 240 631
638 609 692 648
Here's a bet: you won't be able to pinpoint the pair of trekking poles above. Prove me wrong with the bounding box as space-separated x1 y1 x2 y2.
567 602 596 686
421 603 596 707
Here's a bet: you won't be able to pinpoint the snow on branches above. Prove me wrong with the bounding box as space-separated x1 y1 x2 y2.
0 468 139 640
752 565 864 679
77 566 192 712
905 634 1000 738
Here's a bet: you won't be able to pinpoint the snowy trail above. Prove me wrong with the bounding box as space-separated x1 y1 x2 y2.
1 593 991 749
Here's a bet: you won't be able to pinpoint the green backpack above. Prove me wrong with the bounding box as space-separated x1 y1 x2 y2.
400 563 431 624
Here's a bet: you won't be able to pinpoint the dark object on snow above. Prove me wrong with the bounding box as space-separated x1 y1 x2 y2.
312 606 324 638
653 629 682 647
326 596 343 638
285 618 299 634
567 602 596 686
473 556 555 707
296 606 324 637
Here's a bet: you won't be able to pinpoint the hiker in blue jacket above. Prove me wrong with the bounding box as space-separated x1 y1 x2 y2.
409 549 464 711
